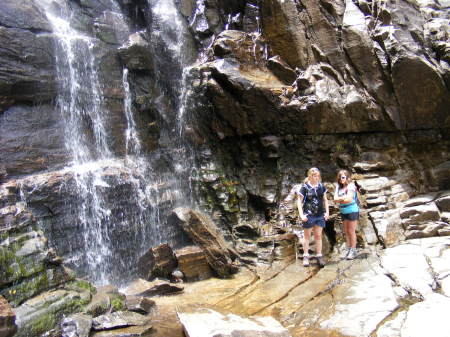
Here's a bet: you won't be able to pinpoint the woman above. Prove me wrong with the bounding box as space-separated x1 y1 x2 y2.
297 167 329 267
334 170 359 260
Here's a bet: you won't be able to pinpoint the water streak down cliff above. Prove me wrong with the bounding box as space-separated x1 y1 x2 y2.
14 0 199 285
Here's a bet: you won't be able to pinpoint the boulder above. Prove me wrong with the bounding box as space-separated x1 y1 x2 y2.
85 292 111 318
61 313 92 337
174 246 213 282
137 243 177 280
0 296 16 337
14 289 90 337
125 296 155 314
170 208 239 278
92 311 148 331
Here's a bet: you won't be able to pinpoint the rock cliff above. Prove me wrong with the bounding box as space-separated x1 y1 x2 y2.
0 0 449 336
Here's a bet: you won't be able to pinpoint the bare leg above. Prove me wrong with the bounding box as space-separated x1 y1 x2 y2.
313 226 323 256
347 220 358 248
343 220 351 247
303 227 312 255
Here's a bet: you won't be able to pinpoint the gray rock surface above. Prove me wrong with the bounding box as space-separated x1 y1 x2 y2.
92 311 148 331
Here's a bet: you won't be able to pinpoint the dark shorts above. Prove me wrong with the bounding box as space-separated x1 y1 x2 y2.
303 215 326 229
341 212 359 221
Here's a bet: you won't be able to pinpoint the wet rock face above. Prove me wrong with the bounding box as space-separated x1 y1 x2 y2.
0 1 55 112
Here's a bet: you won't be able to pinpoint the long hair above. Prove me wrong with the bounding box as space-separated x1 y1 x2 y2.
336 169 352 189
304 167 321 184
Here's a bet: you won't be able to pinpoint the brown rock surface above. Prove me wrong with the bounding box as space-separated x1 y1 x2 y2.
174 246 213 282
170 208 239 278
138 243 178 280
0 296 16 337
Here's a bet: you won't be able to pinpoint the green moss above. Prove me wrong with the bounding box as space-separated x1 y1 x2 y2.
110 296 125 312
1 271 50 306
29 313 56 336
72 279 96 293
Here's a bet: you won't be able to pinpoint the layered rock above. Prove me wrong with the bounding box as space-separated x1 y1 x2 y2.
170 208 239 278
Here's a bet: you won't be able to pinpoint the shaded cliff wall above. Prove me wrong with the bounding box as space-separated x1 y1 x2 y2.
175 0 450 247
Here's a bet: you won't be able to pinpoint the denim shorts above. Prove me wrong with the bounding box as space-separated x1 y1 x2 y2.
303 215 326 229
341 212 359 221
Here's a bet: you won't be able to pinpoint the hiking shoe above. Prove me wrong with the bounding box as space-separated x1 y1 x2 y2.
340 247 350 260
346 248 358 260
303 256 310 267
316 255 325 268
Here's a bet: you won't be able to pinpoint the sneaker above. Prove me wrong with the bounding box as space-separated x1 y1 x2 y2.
303 256 310 267
340 247 350 260
316 255 325 267
346 248 358 260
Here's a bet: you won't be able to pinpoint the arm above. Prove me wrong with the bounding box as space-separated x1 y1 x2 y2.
340 184 356 204
297 194 308 222
324 192 329 220
333 183 341 203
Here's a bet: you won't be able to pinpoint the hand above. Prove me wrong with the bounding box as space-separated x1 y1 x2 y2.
324 213 329 221
301 215 308 222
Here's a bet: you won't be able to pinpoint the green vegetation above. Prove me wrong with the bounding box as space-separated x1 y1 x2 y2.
29 313 56 336
111 295 126 311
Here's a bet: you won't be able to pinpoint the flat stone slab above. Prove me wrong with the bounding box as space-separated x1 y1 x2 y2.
318 257 399 337
401 293 450 337
381 238 445 298
178 307 291 337
92 311 148 330
91 324 153 337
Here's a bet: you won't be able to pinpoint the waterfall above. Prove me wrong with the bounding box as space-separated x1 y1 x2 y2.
28 0 197 285
123 68 142 159
33 0 195 285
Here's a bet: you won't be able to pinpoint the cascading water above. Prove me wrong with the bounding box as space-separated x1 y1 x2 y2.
34 0 196 285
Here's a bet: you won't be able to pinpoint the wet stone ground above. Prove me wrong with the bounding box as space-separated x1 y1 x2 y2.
145 236 450 337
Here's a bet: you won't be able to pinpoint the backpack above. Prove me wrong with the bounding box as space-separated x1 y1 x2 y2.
354 181 366 206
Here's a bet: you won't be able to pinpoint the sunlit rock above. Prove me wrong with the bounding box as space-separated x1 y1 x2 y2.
174 246 213 282
401 293 450 337
381 240 436 298
178 307 291 337
319 258 399 337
